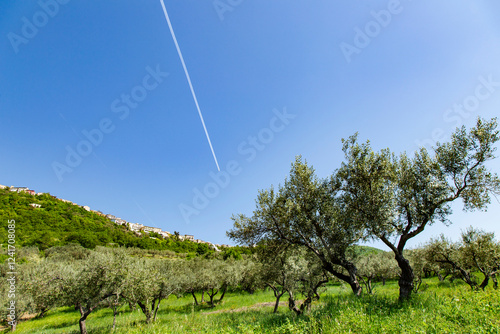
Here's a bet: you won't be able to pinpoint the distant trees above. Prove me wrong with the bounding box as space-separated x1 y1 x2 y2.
252 243 329 314
460 227 500 290
425 227 500 290
238 257 262 294
356 252 398 294
44 243 91 262
191 258 243 307
425 235 478 289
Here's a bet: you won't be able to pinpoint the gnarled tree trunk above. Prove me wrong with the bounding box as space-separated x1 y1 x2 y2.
287 290 301 315
137 301 153 323
78 305 91 334
273 294 282 313
266 283 286 313
218 284 228 302
323 260 362 296
395 254 414 301
345 262 363 296
79 319 87 334
359 276 374 294
207 288 218 307
191 291 198 305
287 290 313 315
479 275 489 291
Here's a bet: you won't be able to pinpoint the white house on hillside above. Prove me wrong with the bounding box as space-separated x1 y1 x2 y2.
159 231 171 238
142 226 162 234
128 222 144 232
110 218 127 226
10 187 35 195
179 235 194 241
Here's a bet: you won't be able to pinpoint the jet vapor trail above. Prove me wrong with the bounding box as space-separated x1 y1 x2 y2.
159 0 221 171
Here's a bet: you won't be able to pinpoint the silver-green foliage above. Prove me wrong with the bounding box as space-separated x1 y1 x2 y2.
336 117 500 300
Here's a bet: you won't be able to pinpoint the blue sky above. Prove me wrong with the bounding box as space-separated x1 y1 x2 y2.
1 0 499 248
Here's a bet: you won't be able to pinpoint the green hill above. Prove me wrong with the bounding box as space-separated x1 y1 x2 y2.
0 188 211 254
355 245 386 256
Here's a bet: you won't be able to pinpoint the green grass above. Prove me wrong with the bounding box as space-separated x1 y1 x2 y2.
9 278 500 334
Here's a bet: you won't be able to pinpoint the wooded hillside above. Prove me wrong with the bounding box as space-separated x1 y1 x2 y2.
0 188 212 255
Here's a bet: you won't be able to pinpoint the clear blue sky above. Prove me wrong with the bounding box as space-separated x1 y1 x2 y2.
1 0 499 248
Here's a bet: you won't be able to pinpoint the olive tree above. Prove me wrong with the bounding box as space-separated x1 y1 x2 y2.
44 243 90 262
62 249 130 334
424 235 479 289
287 250 329 315
22 261 70 318
336 117 500 300
178 258 206 305
124 258 180 322
460 227 499 289
104 293 126 331
194 259 242 307
122 258 157 322
238 257 263 294
217 258 243 303
257 244 301 313
425 229 500 291
228 157 364 295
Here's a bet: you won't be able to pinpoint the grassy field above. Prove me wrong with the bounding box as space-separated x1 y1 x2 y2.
9 278 500 334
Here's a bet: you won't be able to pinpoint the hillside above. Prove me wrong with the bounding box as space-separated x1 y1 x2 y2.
355 245 386 256
0 188 212 254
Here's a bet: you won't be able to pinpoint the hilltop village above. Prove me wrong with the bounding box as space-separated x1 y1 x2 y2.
1 184 228 250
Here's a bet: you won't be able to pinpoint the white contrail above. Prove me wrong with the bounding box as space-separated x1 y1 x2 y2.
159 0 221 171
